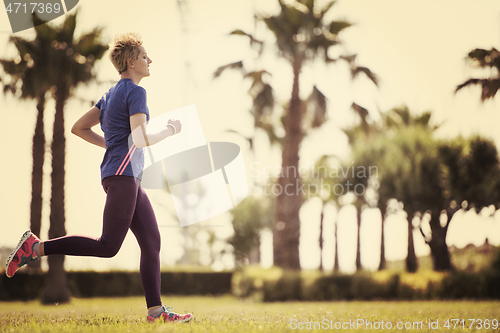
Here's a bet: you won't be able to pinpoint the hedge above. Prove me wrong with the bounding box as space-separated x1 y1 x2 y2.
2 263 499 302
232 265 500 302
0 271 233 301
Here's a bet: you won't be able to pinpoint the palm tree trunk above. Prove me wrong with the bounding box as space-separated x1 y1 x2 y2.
355 206 362 271
378 204 386 271
333 217 339 273
28 94 45 271
318 203 324 271
42 88 70 304
274 60 303 270
406 208 418 273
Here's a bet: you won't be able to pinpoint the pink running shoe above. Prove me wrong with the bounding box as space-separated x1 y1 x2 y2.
5 231 40 278
147 306 193 323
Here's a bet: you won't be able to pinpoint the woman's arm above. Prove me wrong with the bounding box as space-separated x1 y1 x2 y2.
71 106 106 149
130 113 181 148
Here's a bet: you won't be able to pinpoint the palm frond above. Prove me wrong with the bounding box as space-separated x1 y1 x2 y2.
0 59 26 76
61 11 77 41
75 28 108 59
230 29 264 53
9 37 32 59
329 20 353 35
251 83 274 117
351 66 379 86
306 85 327 128
415 112 431 127
390 106 411 126
456 78 500 101
351 102 370 134
307 33 338 57
262 15 295 60
480 79 500 101
213 61 244 79
245 70 272 90
318 1 336 18
339 54 357 64
297 0 314 12
456 78 480 92
342 127 359 145
3 83 16 95
466 48 500 69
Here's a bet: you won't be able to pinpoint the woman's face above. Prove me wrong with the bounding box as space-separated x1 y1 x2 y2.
130 45 152 77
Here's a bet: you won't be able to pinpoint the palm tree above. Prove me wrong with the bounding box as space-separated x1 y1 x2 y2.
347 105 437 272
216 0 377 269
333 206 340 273
10 12 107 303
376 108 434 270
342 103 375 272
309 155 341 272
36 12 107 304
0 15 58 271
456 48 500 100
382 106 437 273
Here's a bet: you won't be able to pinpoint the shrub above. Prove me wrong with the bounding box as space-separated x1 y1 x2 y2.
262 271 302 302
231 266 500 302
490 248 500 272
0 271 233 301
0 272 43 301
438 271 483 299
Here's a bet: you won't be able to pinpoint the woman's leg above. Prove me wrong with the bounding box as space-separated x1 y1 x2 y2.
129 186 162 309
43 176 139 257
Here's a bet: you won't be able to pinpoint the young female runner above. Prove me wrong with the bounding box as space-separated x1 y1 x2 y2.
6 32 193 323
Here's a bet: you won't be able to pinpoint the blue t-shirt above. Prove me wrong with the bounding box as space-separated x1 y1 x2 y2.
96 78 150 181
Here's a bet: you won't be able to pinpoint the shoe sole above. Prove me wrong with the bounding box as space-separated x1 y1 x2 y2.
167 317 193 323
148 316 194 324
5 230 33 278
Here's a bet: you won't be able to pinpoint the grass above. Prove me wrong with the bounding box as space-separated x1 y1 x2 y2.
1 296 499 332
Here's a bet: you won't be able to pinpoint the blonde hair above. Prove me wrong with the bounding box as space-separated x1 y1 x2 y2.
109 32 143 74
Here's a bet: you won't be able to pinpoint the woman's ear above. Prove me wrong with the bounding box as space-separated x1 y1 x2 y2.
127 58 135 69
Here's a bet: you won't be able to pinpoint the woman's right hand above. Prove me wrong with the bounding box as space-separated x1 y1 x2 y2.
167 119 182 135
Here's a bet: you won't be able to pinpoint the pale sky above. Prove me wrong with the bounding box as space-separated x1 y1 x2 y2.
1 0 500 273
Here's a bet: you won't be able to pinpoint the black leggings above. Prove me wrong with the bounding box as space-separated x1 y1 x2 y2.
44 175 161 308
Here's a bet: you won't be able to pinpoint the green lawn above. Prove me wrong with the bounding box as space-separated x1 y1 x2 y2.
0 296 499 332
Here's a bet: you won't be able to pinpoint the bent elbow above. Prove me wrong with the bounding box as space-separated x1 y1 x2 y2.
131 133 147 148
134 142 146 149
132 138 147 149
71 125 79 136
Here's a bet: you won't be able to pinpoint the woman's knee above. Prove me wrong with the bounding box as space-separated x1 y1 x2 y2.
100 242 122 258
142 233 160 255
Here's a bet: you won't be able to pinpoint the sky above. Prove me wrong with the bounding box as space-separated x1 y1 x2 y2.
1 0 500 273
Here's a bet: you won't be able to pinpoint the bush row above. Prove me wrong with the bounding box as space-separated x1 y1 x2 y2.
232 266 500 302
0 271 233 301
2 265 499 302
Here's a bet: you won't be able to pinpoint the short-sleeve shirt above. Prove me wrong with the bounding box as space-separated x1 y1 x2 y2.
96 78 150 181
